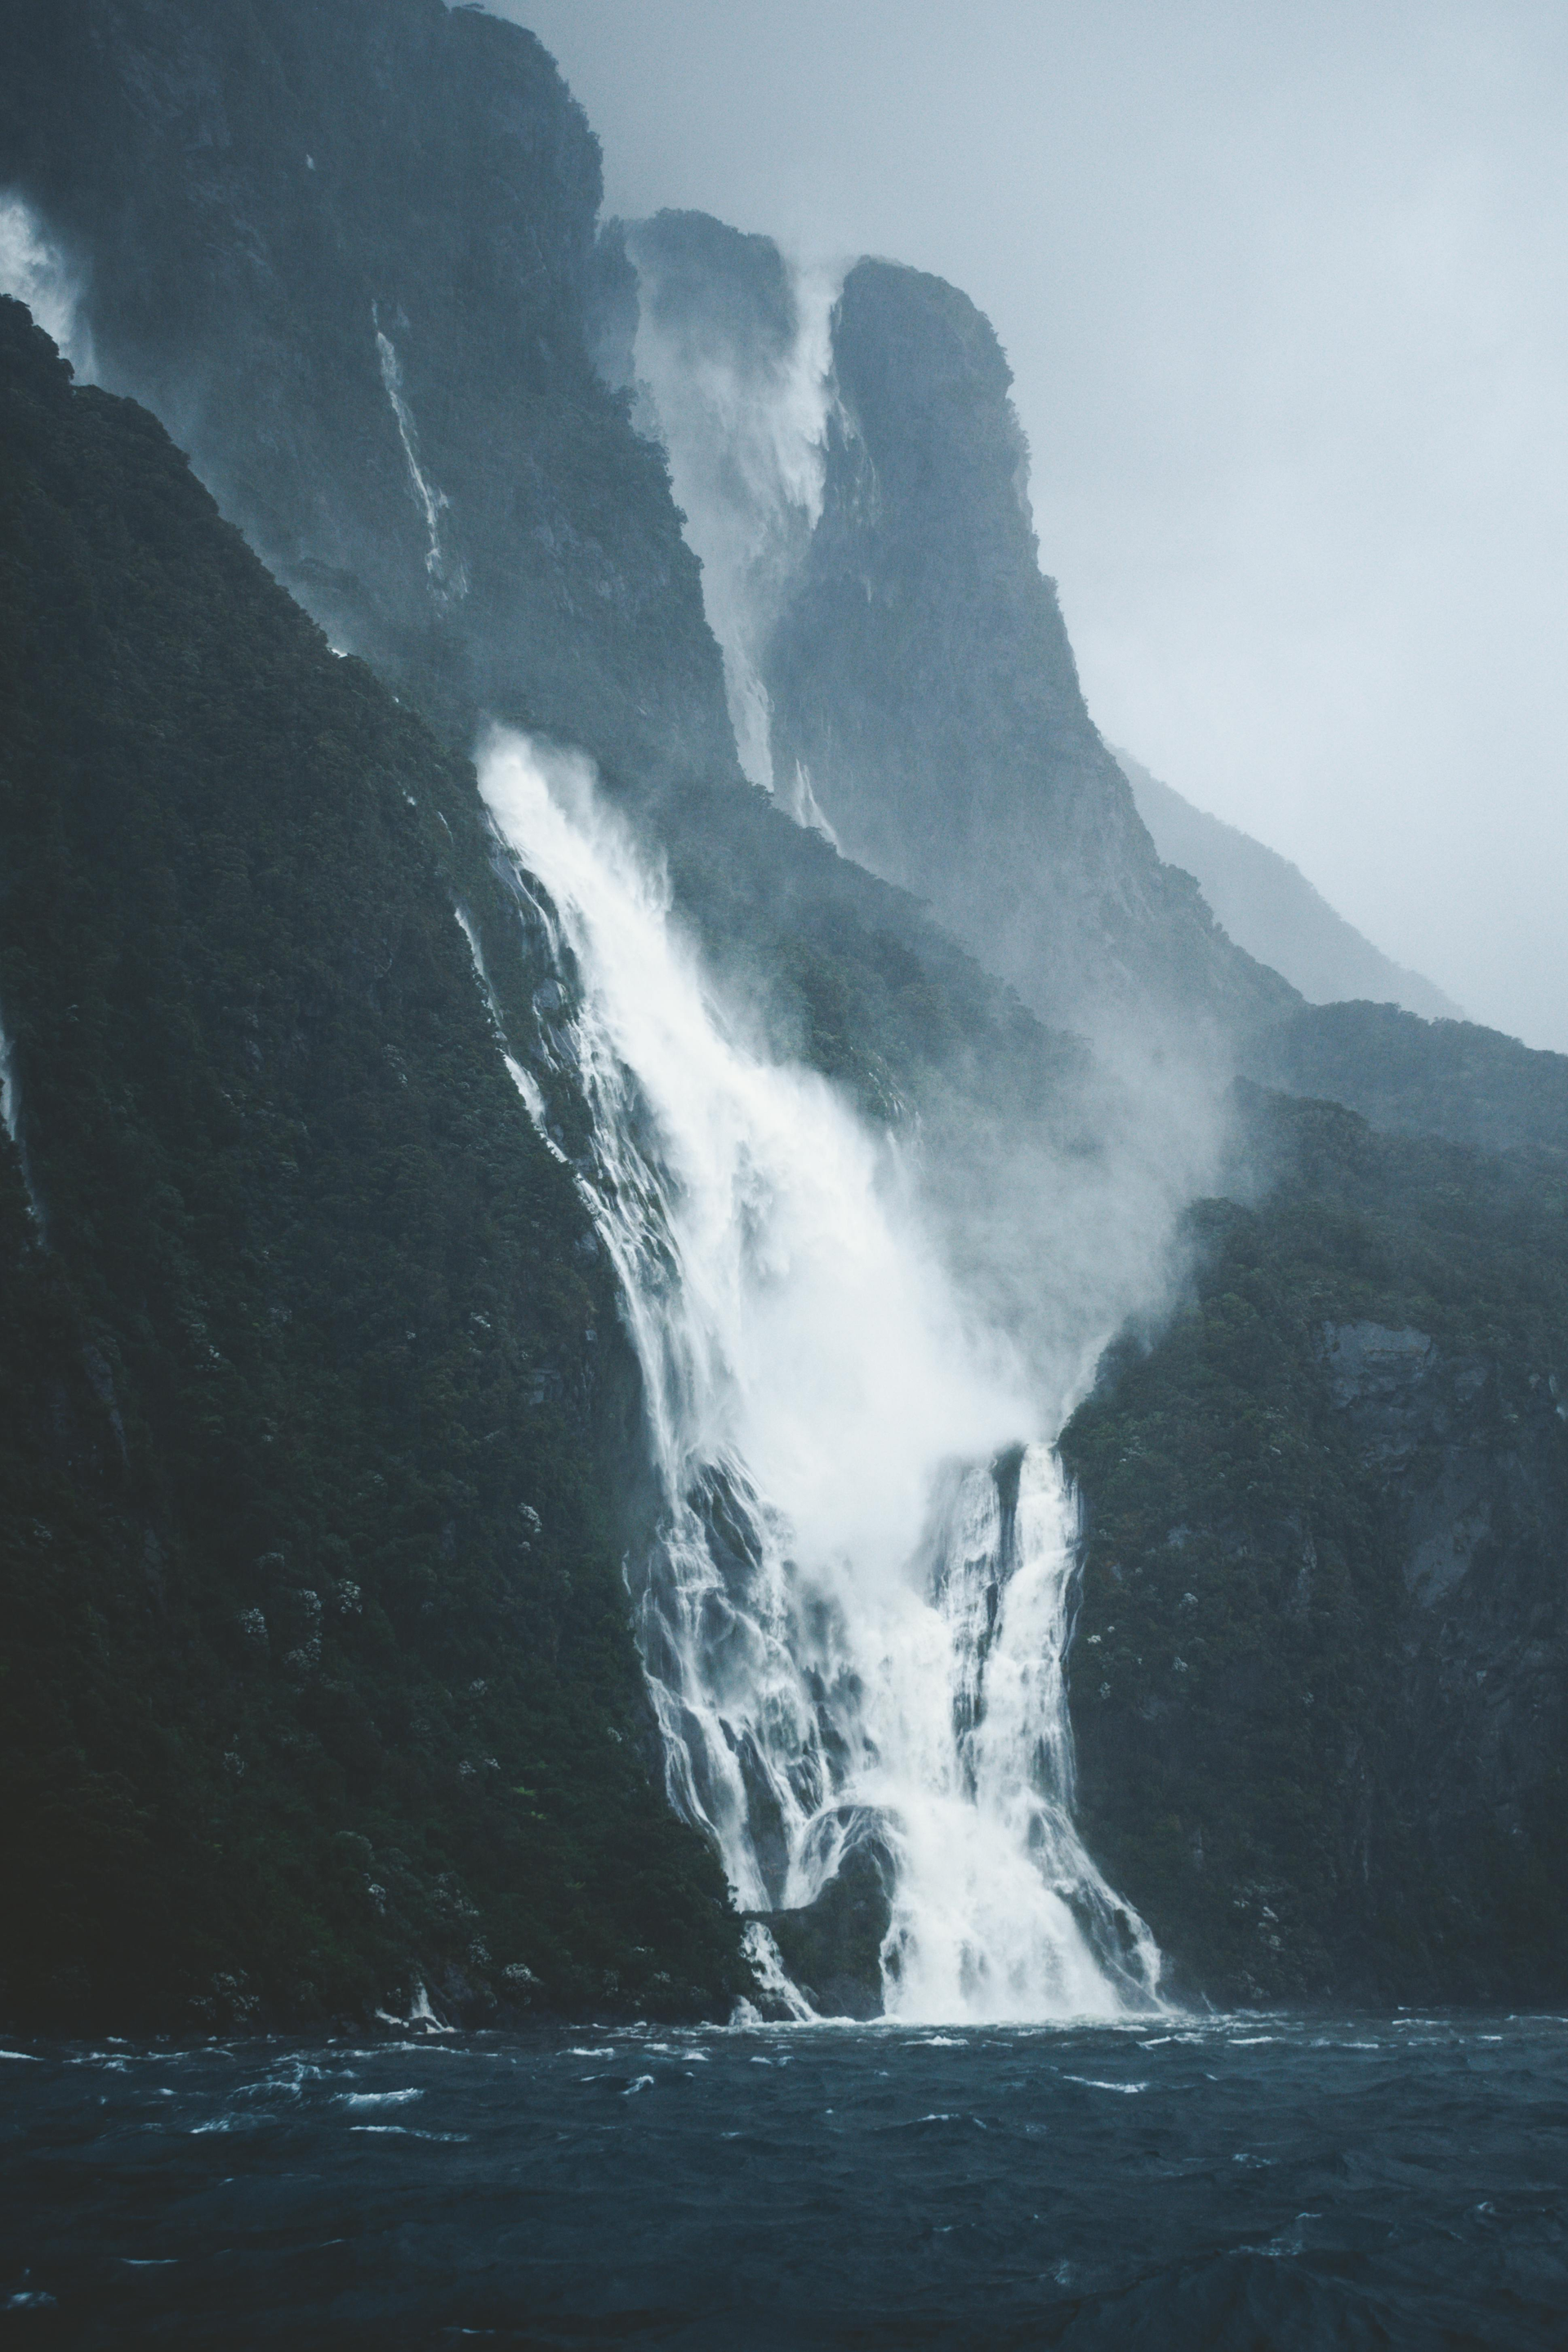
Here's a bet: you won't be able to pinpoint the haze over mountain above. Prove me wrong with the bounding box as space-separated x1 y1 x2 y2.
1116 751 1463 1022
514 0 1568 1054
604 210 1295 1047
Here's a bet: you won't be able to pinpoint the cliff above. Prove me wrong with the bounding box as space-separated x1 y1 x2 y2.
0 0 737 786
763 260 1298 1042
0 296 744 2030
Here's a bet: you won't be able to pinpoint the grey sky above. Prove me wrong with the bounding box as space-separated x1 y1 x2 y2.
504 0 1567 1049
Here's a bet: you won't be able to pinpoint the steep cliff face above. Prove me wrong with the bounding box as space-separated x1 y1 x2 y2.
0 0 737 785
1062 1093 1568 2003
762 261 1297 1042
0 298 745 2031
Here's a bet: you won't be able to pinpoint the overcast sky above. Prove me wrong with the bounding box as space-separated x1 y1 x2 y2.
505 0 1567 1049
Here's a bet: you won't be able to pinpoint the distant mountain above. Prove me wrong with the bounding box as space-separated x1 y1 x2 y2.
1116 750 1463 1021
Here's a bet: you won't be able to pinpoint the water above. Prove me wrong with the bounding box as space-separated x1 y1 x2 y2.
5 2017 1566 2346
621 224 839 823
478 733 1156 2020
373 314 465 603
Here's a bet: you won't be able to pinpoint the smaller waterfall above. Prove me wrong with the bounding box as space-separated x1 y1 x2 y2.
622 227 840 830
0 1002 43 1226
0 1009 19 1149
373 312 465 601
479 730 1160 2021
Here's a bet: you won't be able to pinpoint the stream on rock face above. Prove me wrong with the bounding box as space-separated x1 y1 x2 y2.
477 730 1159 2024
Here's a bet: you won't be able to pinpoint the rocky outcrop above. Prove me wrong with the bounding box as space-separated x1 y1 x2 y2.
760 1847 892 2022
763 261 1298 1043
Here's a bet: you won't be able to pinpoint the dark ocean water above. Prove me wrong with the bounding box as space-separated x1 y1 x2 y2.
3 2012 1566 2349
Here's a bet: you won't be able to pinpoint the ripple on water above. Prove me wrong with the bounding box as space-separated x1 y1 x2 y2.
2 2017 1566 2350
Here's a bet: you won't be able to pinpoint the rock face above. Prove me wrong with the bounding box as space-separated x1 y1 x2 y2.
762 260 1297 1042
1326 1317 1568 1938
1062 1094 1568 2005
760 1848 892 2022
0 0 737 785
1117 750 1462 1020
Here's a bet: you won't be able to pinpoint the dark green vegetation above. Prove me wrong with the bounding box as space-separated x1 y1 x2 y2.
1062 1089 1568 2003
1245 998 1568 1156
761 253 1297 1039
0 299 746 2032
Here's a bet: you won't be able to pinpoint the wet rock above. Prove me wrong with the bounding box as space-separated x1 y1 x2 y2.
760 1847 891 2020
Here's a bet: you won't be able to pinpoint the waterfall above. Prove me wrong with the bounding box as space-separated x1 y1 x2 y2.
372 311 466 602
621 227 840 834
479 729 1160 2021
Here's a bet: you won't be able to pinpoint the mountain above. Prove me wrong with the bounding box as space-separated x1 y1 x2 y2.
1063 1089 1568 2004
0 296 1113 2031
1116 749 1463 1020
1244 1000 1568 1158
0 0 737 789
1 1 1565 2027
612 220 1298 1043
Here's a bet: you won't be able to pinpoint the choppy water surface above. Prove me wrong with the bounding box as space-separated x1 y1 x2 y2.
4 2015 1566 2348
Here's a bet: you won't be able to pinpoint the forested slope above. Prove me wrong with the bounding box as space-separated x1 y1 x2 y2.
0 297 746 2031
1063 1089 1568 2003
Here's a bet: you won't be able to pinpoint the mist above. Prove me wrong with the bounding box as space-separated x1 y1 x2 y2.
0 198 91 378
610 216 840 817
508 0 1568 1050
477 725 1167 2015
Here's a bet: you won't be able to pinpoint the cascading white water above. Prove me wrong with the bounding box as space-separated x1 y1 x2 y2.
623 230 840 833
0 1008 20 1150
479 728 1160 2021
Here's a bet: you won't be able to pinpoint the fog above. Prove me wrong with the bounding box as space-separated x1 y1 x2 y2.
505 0 1568 1052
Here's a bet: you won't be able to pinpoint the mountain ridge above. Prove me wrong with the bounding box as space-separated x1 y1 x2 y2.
1116 748 1463 1022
